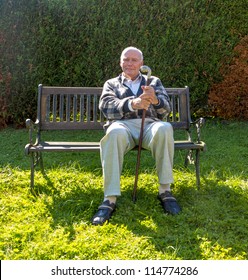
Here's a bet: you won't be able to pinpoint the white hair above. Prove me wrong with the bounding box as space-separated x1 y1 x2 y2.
120 46 143 61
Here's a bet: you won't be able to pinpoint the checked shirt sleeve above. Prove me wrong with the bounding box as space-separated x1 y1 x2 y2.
149 77 172 119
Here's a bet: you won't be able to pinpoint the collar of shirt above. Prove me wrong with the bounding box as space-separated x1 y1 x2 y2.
121 73 142 95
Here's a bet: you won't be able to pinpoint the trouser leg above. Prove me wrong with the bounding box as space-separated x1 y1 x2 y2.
100 119 174 197
142 121 174 184
100 121 135 197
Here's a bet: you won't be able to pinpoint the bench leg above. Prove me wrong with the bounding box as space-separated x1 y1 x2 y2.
195 149 201 189
38 152 44 174
29 152 44 193
184 150 194 167
184 149 201 189
30 153 35 192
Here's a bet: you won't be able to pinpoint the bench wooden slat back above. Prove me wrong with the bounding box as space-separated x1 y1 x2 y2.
38 84 191 131
39 86 104 130
166 87 191 130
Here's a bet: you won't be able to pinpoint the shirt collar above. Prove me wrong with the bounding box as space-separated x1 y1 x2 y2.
121 72 142 84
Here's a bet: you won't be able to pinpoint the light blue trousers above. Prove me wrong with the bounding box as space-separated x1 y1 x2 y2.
100 118 174 197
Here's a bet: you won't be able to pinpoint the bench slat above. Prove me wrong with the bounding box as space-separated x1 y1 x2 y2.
27 140 206 152
40 122 104 130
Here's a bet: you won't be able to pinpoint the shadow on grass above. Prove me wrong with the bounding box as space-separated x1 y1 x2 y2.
113 179 248 259
38 166 248 260
2 127 247 259
24 137 248 259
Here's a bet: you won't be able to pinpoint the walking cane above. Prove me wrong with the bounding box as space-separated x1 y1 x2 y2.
132 65 152 202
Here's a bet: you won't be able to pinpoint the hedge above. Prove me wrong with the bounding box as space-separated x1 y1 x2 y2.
0 0 247 127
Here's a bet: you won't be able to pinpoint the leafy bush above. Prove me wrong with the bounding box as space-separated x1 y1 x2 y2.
208 36 248 120
0 0 247 126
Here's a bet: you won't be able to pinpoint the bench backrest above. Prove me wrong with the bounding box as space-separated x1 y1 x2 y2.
37 84 191 131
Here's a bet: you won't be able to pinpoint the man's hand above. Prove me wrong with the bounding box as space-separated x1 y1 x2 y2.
131 85 159 110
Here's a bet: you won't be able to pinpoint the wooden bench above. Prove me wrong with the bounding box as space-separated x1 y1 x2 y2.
25 84 206 191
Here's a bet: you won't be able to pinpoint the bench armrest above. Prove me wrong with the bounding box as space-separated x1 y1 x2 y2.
26 118 40 145
190 117 205 143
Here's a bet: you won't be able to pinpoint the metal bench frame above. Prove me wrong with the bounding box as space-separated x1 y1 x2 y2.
25 84 206 190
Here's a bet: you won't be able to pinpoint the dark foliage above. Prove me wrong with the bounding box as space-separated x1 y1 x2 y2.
0 0 247 127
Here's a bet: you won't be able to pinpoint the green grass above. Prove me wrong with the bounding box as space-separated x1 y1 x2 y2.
0 121 248 260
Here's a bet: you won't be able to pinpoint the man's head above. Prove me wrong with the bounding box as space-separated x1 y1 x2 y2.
120 47 143 80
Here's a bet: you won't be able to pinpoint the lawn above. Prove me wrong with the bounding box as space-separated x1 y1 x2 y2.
0 121 247 260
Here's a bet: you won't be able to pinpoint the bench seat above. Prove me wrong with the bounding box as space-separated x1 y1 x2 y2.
26 140 206 152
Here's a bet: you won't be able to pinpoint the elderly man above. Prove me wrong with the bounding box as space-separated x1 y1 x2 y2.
91 46 181 225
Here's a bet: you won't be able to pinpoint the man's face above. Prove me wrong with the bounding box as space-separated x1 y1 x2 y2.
120 50 143 80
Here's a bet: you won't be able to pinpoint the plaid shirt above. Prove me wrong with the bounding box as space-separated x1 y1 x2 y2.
99 74 172 128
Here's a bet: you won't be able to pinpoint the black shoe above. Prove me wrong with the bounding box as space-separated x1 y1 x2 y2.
158 191 181 215
91 200 116 225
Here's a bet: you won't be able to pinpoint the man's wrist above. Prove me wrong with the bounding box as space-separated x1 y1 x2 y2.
153 97 160 106
128 99 136 111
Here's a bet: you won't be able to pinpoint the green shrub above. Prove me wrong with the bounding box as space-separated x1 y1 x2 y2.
0 0 247 126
